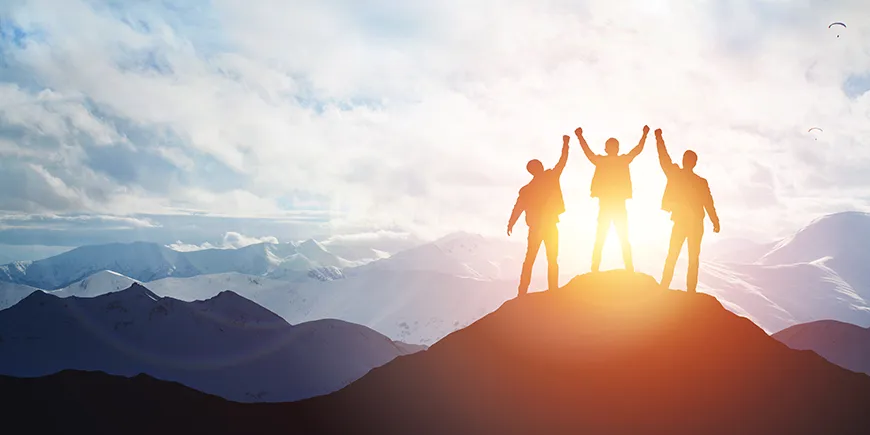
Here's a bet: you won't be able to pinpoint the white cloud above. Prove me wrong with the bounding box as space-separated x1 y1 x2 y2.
0 0 869 252
166 231 279 252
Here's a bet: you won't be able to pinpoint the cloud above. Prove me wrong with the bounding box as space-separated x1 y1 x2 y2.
0 0 869 249
0 213 323 247
0 213 158 230
167 231 279 251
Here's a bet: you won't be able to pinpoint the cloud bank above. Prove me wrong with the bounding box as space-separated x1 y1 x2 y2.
0 0 868 252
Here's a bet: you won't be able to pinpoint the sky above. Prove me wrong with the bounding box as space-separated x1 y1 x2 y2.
0 0 868 267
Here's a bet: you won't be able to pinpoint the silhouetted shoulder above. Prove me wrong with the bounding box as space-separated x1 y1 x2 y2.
519 184 530 196
519 179 537 196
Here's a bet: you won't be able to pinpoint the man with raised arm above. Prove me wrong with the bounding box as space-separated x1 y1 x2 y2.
574 126 649 273
655 128 720 294
507 135 569 297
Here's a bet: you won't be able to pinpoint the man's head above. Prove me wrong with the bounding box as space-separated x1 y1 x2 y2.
682 150 697 170
605 138 619 155
527 159 544 176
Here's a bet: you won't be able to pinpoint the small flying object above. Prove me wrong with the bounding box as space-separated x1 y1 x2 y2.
829 22 846 38
808 127 823 140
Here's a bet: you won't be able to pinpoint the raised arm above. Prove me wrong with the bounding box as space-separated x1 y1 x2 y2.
507 192 524 236
703 180 720 233
553 135 570 175
655 129 674 174
626 125 650 161
574 127 599 165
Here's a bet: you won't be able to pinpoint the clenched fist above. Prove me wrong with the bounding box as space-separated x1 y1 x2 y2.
574 127 583 136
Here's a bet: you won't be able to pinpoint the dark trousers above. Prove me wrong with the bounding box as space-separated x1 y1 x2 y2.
519 223 559 296
660 219 704 293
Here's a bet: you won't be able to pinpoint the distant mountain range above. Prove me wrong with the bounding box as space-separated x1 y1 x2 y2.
4 271 870 435
0 239 352 290
0 233 526 345
700 211 870 334
0 283 423 402
5 212 870 345
52 269 515 346
347 231 525 280
773 319 870 376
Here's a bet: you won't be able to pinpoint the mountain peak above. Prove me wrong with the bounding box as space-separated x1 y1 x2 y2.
299 238 327 251
114 282 162 301
291 269 870 434
760 211 870 263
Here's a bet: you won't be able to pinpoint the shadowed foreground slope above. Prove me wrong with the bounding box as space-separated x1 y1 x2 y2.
3 271 870 434
293 271 870 434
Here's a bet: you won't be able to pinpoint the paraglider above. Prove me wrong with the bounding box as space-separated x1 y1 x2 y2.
808 127 823 140
829 22 846 38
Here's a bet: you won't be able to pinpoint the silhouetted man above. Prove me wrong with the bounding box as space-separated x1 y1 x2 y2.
575 126 649 273
655 128 720 293
508 135 569 297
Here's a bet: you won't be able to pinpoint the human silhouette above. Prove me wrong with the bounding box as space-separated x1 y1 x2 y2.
575 125 649 273
508 135 569 297
655 128 720 293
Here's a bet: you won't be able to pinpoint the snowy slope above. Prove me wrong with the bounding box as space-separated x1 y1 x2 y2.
0 240 352 290
0 284 421 402
703 237 777 264
133 270 514 345
755 212 870 297
296 239 354 268
0 242 189 290
250 270 517 346
347 232 526 281
698 259 870 334
690 212 870 333
320 244 391 264
51 270 139 298
145 273 291 302
0 281 43 311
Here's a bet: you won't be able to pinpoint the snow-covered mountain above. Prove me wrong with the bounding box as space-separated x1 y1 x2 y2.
699 260 870 333
0 284 422 402
772 319 870 376
320 244 391 264
1 268 513 346
696 211 870 334
145 272 291 302
0 240 352 290
51 270 139 298
347 232 526 281
755 212 870 296
142 270 516 345
0 281 43 312
320 233 425 264
703 237 777 264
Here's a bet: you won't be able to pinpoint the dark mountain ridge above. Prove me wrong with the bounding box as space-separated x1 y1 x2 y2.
3 271 870 434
